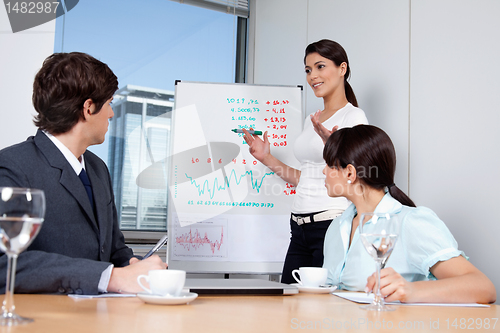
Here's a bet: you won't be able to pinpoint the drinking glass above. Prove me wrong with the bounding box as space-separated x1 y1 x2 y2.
359 212 399 311
0 187 45 326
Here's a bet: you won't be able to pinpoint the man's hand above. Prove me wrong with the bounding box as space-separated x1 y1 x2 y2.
108 255 167 293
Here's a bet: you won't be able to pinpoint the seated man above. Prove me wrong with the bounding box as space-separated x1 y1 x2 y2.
0 52 166 295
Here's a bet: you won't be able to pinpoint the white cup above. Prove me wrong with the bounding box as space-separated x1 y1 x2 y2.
137 269 186 297
291 267 327 287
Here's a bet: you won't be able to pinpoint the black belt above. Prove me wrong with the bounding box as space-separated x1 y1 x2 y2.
291 209 343 225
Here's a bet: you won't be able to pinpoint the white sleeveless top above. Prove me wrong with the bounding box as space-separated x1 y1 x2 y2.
291 103 368 214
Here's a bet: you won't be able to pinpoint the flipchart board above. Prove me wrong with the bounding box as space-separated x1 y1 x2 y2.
167 81 304 274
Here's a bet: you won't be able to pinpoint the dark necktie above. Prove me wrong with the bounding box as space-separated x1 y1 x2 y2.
78 168 95 212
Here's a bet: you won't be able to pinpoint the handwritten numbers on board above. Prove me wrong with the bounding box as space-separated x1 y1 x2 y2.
230 97 289 147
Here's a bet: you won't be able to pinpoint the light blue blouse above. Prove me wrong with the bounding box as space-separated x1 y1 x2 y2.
323 193 465 290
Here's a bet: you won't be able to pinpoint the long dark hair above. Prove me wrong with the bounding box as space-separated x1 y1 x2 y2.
323 125 416 207
304 39 358 107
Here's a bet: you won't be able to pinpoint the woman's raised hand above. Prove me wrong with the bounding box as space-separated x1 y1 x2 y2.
310 110 338 144
242 128 270 163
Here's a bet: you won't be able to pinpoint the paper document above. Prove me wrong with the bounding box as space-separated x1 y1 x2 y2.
68 293 136 299
332 291 489 307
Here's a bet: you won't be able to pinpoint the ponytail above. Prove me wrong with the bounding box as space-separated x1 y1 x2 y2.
387 184 416 208
344 80 358 107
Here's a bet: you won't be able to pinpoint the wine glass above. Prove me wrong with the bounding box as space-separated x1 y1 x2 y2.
0 187 45 326
359 212 399 311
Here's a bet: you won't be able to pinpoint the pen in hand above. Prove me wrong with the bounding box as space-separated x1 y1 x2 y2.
142 234 168 260
231 129 263 135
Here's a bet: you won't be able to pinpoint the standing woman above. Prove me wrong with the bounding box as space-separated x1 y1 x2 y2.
243 39 368 283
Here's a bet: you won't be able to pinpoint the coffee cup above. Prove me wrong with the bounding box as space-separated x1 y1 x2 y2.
291 267 327 287
137 269 186 297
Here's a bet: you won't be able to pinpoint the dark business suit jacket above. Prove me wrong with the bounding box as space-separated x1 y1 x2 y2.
0 130 133 294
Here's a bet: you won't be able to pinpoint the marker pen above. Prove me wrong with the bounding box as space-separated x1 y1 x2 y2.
231 129 263 135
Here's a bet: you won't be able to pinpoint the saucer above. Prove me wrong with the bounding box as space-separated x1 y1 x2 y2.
291 283 337 294
137 292 198 305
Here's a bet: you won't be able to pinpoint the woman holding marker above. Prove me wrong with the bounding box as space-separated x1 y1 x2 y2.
321 125 496 303
243 39 368 284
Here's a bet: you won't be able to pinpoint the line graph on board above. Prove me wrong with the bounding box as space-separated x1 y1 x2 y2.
172 218 228 258
185 169 275 199
168 82 303 231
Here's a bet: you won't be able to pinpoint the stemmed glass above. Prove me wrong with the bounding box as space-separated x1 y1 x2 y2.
359 212 399 311
0 187 45 326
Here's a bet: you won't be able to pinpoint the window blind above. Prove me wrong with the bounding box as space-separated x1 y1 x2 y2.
169 0 249 18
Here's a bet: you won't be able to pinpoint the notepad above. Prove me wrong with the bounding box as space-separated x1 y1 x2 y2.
68 293 136 299
332 291 489 307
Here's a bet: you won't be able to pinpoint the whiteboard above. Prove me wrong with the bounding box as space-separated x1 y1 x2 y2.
167 81 303 274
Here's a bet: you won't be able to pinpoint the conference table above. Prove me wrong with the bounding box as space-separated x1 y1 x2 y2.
5 292 499 332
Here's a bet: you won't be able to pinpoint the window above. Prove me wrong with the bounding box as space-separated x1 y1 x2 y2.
54 0 247 235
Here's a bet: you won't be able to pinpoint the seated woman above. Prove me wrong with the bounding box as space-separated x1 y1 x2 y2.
321 125 496 303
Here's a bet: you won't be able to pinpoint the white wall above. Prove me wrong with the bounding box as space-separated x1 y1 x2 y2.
250 0 410 193
250 0 499 302
0 9 55 149
410 0 500 299
306 0 410 194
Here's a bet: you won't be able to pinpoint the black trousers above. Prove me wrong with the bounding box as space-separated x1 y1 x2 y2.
280 214 333 284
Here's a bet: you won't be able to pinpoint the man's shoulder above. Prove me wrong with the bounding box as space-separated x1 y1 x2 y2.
0 131 63 172
0 136 37 160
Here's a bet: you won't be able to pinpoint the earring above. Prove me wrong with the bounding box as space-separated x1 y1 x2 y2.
347 180 352 184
